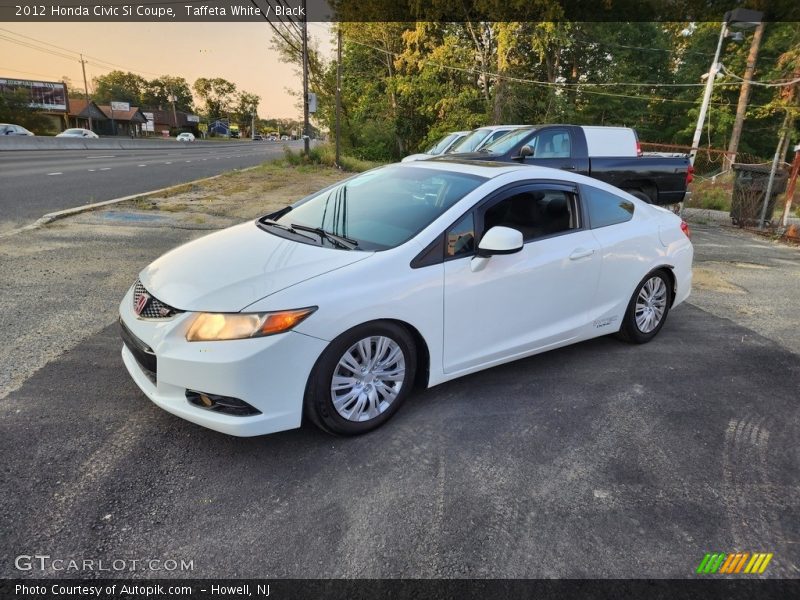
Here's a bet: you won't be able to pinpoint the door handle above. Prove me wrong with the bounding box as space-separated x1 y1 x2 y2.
569 248 594 260
561 165 578 171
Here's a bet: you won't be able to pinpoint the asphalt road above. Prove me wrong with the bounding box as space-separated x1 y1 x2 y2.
0 140 303 233
0 217 798 580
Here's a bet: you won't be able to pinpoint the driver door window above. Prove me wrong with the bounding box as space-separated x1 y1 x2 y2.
482 189 579 242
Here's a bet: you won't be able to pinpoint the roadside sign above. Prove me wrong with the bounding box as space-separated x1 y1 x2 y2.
308 92 317 114
111 101 130 112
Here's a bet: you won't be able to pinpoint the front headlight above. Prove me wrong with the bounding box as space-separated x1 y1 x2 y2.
185 307 317 342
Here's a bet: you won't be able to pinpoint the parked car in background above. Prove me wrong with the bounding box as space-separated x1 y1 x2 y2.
119 160 693 438
443 125 692 205
1 123 34 136
281 135 289 141
176 132 195 142
56 128 99 138
252 134 264 141
402 130 470 162
446 125 529 154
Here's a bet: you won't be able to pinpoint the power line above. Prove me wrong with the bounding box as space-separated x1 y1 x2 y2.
0 66 64 79
720 63 800 87
0 28 162 78
348 38 772 108
248 0 302 55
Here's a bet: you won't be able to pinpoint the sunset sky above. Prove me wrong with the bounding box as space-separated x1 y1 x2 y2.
0 21 333 119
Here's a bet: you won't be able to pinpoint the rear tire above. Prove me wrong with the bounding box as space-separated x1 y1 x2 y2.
304 321 417 436
627 190 652 204
616 270 672 344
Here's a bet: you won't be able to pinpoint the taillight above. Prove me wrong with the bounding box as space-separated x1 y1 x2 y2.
681 220 691 239
686 164 694 185
636 140 642 157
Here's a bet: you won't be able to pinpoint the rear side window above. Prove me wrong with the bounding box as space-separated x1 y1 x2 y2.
584 185 634 228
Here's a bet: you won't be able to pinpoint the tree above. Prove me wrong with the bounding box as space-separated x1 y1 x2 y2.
0 88 53 133
192 77 237 122
92 70 146 105
142 76 194 112
232 91 261 135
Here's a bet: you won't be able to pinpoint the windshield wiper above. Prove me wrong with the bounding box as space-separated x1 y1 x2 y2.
260 219 316 242
289 224 359 250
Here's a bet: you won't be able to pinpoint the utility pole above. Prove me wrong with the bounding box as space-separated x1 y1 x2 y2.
724 21 765 171
758 109 792 230
689 20 729 166
80 54 92 131
170 92 178 135
302 0 309 156
335 26 342 168
780 144 800 228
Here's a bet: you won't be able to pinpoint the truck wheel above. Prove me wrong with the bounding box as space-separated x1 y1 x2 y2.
626 190 652 204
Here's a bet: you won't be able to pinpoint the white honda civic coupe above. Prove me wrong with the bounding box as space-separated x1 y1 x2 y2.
119 161 693 437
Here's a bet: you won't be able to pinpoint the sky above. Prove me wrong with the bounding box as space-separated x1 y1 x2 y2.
0 21 333 119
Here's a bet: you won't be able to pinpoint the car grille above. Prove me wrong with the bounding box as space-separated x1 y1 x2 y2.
132 279 182 319
119 318 157 384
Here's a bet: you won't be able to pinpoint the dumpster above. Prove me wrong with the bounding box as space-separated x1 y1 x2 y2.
730 164 788 227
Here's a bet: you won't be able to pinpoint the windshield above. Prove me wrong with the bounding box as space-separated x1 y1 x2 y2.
482 127 536 154
447 129 491 153
273 166 485 251
425 133 459 155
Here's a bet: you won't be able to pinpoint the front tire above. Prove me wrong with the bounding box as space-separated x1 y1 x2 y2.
304 321 417 435
617 270 672 344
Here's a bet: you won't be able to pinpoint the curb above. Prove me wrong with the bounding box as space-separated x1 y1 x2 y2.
0 166 260 240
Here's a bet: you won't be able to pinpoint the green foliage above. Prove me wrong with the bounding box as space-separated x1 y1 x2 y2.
231 91 261 134
282 144 382 172
142 76 194 112
0 88 54 133
269 20 799 163
688 183 731 211
192 77 237 122
92 70 147 105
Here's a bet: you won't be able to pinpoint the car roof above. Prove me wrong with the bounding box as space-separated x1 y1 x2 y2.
395 158 533 179
394 158 638 193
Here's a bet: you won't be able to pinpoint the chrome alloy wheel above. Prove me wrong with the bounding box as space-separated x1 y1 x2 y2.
330 336 406 422
635 276 668 334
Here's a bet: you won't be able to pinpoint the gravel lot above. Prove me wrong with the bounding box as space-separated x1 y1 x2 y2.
1 169 798 579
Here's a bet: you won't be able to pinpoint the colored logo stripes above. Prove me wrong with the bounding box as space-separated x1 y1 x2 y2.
696 552 773 574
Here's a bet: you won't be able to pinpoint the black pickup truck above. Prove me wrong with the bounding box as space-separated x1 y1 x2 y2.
440 124 692 205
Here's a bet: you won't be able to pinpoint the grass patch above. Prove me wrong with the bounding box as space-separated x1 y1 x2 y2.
282 144 383 172
687 181 731 211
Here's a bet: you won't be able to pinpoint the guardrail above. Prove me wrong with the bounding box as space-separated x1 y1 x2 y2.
0 137 271 151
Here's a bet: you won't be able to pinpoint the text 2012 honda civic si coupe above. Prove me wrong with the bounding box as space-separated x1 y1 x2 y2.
119 161 693 437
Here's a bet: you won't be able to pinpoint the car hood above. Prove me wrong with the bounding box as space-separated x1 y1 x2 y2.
139 221 373 312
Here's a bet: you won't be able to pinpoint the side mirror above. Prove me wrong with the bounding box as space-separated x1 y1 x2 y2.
477 226 524 257
519 144 534 158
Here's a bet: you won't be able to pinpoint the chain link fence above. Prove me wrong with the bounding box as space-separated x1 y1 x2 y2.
641 142 797 235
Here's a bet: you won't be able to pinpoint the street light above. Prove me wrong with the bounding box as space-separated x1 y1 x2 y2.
688 9 762 166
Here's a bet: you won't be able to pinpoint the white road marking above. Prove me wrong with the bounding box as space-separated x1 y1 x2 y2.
138 164 146 167
85 155 115 159
47 172 62 176
185 160 191 163
99 167 111 171
165 162 172 164
88 169 96 172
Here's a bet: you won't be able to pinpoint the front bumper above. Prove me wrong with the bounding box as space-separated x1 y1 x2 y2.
118 286 328 437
